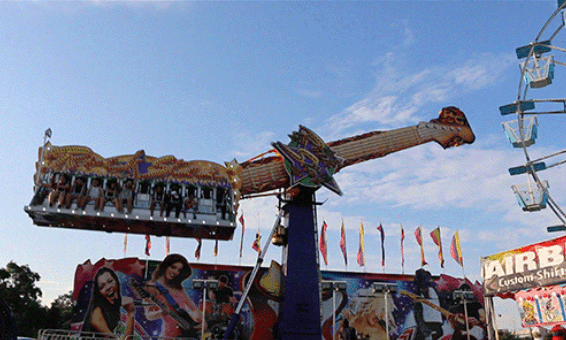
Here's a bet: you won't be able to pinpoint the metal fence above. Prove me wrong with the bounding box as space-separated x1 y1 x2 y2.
36 330 199 340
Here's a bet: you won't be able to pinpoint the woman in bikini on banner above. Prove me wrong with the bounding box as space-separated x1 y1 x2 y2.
144 254 203 338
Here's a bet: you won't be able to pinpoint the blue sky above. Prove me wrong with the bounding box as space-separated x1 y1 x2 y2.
1 0 564 330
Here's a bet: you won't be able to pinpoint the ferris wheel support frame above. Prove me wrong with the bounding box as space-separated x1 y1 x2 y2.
512 1 566 228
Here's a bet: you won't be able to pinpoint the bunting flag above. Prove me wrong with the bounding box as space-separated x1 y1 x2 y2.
450 231 464 267
195 238 202 260
123 233 128 257
239 213 245 258
400 224 405 271
340 219 348 266
377 224 385 267
165 236 170 256
414 226 427 267
319 221 328 265
252 230 261 253
356 222 365 267
214 238 218 257
145 234 151 256
430 227 444 268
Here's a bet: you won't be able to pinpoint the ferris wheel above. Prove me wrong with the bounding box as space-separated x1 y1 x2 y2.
500 1 566 230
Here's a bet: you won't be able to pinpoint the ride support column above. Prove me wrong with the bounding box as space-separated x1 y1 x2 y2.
278 188 323 340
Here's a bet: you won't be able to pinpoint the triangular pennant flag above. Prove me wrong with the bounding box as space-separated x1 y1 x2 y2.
319 221 328 265
123 233 128 257
430 227 444 268
450 231 464 267
145 234 151 256
356 222 365 267
377 224 385 267
340 219 348 266
165 236 170 256
252 230 261 253
415 226 427 267
400 224 405 271
239 213 245 258
195 238 202 260
214 238 218 257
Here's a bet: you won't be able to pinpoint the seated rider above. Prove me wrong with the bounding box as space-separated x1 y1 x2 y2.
80 178 104 211
184 192 197 219
165 183 183 218
32 173 55 205
101 180 120 213
65 177 86 209
49 174 71 208
150 184 165 217
216 187 229 220
117 180 135 213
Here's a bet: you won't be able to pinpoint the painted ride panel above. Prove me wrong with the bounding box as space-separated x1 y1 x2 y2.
70 257 488 340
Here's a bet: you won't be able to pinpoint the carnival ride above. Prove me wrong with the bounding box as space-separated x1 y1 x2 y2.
25 106 475 339
25 107 473 240
499 0 566 231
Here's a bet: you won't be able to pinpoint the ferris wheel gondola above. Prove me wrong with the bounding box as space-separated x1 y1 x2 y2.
500 1 566 229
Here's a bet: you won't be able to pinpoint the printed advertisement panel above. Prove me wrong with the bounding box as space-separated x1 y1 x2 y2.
481 235 566 296
71 256 487 340
515 285 566 327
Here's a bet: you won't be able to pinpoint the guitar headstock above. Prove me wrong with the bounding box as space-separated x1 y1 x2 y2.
420 106 476 149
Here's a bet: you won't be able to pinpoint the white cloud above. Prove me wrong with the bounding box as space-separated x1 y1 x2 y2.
333 142 512 209
401 22 416 47
325 52 515 137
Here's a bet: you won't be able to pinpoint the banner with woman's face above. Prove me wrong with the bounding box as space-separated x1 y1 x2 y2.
71 257 486 340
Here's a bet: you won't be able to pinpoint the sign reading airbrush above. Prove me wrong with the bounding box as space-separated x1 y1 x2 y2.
481 235 566 296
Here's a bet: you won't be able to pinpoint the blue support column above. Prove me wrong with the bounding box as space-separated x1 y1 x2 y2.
278 188 322 340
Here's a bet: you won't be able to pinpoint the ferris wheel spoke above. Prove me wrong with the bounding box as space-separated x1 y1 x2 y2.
531 148 566 163
547 195 566 223
544 158 566 169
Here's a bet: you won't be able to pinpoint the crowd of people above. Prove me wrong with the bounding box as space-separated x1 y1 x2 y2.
40 175 137 214
32 173 232 219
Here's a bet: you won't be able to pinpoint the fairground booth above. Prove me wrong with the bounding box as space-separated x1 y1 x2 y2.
481 235 566 339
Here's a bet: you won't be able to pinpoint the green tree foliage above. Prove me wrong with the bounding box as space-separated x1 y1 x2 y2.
0 261 46 337
46 292 73 330
0 261 73 337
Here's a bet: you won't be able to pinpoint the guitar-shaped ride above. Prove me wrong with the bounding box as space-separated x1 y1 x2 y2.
26 106 474 240
129 279 200 337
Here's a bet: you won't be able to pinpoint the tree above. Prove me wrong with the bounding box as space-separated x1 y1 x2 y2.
46 292 73 330
0 262 76 336
0 262 42 301
0 297 17 340
0 261 47 337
